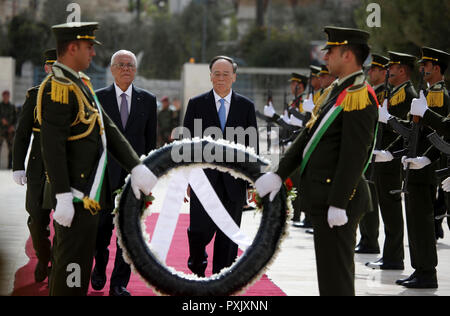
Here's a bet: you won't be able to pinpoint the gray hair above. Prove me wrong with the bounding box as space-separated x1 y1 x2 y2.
110 50 138 67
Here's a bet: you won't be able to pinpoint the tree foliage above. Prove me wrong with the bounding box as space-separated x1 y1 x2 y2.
7 12 51 75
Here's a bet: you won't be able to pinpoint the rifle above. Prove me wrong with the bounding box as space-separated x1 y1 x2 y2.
369 68 391 183
389 69 426 195
427 132 450 180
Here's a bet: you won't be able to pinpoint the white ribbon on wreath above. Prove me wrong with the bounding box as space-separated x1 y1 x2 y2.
150 167 253 263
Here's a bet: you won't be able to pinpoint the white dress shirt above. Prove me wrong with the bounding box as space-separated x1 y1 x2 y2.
213 89 232 119
114 83 133 114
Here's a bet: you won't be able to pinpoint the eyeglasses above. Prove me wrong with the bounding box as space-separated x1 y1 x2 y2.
113 63 136 70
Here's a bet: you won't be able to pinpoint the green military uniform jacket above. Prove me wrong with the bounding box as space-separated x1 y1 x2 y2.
38 62 141 210
13 86 48 209
423 110 450 139
380 81 415 152
276 71 378 214
423 81 450 162
0 100 17 137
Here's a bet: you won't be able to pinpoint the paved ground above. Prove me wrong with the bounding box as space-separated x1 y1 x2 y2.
1 168 449 296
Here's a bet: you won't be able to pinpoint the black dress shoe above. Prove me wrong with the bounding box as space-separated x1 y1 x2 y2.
297 220 313 229
402 276 438 289
91 266 107 291
396 272 417 285
305 228 314 235
109 285 131 296
366 258 404 270
34 260 49 283
355 244 380 254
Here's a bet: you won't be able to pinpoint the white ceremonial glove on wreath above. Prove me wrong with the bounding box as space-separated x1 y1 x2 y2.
264 102 276 118
131 164 158 199
54 192 75 228
282 112 291 125
327 206 348 228
410 90 428 118
255 172 282 202
442 177 450 192
302 94 315 113
401 156 431 170
289 114 304 128
373 150 394 162
12 170 27 186
378 99 391 123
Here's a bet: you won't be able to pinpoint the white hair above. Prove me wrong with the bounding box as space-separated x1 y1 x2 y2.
110 50 138 67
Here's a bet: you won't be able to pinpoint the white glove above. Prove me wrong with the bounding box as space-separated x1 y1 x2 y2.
255 172 282 202
401 156 431 170
12 170 27 186
410 90 428 118
54 192 75 228
289 114 303 127
264 102 276 118
302 94 315 113
281 112 291 125
442 177 450 192
327 206 348 228
373 150 394 162
130 164 158 199
378 99 391 123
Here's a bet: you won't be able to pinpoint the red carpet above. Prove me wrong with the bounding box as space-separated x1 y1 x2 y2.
11 213 285 296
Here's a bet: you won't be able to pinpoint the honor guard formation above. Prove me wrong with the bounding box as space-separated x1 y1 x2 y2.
5 18 450 297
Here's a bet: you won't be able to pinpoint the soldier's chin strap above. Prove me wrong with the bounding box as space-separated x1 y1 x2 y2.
150 168 252 263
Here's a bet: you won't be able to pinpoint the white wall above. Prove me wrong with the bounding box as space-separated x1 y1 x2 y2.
181 62 212 115
0 57 15 103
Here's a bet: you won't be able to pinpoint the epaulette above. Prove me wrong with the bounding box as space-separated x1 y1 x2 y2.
26 85 39 98
339 74 376 112
389 82 407 107
50 67 75 105
427 87 444 108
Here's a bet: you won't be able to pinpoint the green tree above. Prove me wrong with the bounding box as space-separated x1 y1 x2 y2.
8 12 51 75
355 0 450 55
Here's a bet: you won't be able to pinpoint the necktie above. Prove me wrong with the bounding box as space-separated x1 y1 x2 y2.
218 98 226 131
120 93 129 128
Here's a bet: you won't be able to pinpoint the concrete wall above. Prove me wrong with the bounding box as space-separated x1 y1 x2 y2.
0 57 15 103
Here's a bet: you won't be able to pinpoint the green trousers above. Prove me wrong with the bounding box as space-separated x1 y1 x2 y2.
26 182 52 264
311 201 365 296
405 181 438 275
357 167 380 250
49 203 99 296
375 161 404 264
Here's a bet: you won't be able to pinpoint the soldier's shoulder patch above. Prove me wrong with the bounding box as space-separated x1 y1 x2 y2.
427 89 444 108
26 85 39 98
50 72 75 105
339 83 375 112
389 85 406 107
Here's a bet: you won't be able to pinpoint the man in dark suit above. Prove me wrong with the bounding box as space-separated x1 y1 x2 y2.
256 27 378 296
183 56 258 277
91 50 157 296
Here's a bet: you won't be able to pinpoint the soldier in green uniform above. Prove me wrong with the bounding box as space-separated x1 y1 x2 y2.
355 54 390 254
377 53 438 289
12 49 57 283
157 95 174 147
39 22 157 296
366 52 418 271
0 90 17 168
288 73 311 229
256 26 378 296
407 47 450 239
